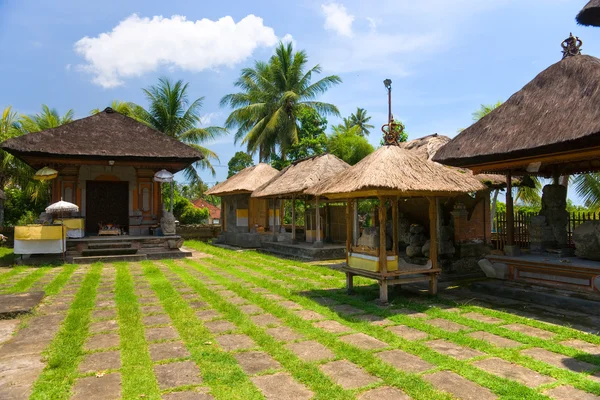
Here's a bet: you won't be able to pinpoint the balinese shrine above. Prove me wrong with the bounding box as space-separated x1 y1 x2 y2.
2 107 203 262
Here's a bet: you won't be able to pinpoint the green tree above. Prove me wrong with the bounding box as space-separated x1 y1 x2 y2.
17 104 74 134
327 124 374 165
221 42 341 162
573 173 600 211
270 108 328 170
227 151 254 178
135 77 227 183
347 107 374 136
472 101 503 121
90 100 141 118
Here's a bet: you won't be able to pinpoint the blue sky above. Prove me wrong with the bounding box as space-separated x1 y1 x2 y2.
0 0 595 202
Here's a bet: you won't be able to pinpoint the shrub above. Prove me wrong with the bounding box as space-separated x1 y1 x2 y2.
179 205 209 224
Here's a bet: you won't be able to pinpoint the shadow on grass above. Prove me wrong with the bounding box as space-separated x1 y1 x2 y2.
0 247 15 267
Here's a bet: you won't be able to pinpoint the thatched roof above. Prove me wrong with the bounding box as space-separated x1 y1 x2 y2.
205 163 278 196
306 145 484 199
433 55 600 174
1 108 204 169
399 134 508 187
577 0 600 26
252 154 350 198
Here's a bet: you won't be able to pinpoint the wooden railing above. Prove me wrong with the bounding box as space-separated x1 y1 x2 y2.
493 211 600 250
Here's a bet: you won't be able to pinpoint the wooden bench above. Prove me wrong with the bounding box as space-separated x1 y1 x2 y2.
342 264 441 304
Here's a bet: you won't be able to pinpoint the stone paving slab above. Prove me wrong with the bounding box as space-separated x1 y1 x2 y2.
358 386 411 400
250 314 282 327
354 314 395 326
234 351 281 374
386 325 428 340
143 314 172 326
332 304 365 315
0 354 46 399
216 334 257 351
425 339 484 360
154 361 202 390
320 360 381 389
286 340 335 362
84 334 120 351
424 370 497 400
251 372 313 400
0 319 19 344
89 320 119 334
545 385 600 400
312 297 338 306
238 304 263 315
462 312 504 324
71 372 121 400
313 320 352 334
473 357 555 387
266 327 304 342
295 310 326 321
279 300 302 310
204 320 237 334
92 309 117 320
339 333 387 350
467 331 521 348
227 297 249 306
0 291 45 318
561 339 600 356
141 305 165 314
196 310 221 321
78 350 121 373
189 300 209 309
145 326 180 342
503 323 555 339
162 388 214 400
391 308 429 318
377 349 434 373
426 318 470 333
150 342 191 362
522 348 597 373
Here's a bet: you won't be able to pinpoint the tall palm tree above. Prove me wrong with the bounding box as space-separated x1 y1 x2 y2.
17 104 74 134
134 77 226 183
90 100 141 118
221 42 341 162
573 173 600 211
348 107 374 136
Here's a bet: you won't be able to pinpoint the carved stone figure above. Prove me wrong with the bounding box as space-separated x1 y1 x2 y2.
161 208 177 236
573 220 600 261
538 184 569 249
356 226 378 249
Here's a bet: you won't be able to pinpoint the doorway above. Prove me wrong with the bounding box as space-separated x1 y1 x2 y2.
85 181 129 235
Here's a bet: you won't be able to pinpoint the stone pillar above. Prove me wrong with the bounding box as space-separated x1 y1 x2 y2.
504 171 520 256
451 203 469 243
291 196 296 242
314 196 323 248
378 197 388 274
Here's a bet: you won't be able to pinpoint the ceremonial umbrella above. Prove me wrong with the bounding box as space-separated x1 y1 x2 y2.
154 169 175 213
33 166 58 181
46 199 79 260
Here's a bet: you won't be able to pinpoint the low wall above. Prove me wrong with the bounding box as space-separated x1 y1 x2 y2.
177 225 221 241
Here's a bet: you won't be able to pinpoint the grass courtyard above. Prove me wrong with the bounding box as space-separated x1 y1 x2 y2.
0 241 599 399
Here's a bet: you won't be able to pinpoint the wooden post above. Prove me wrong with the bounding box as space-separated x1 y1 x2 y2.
428 197 439 295
353 199 359 245
279 198 284 234
392 197 399 256
315 196 322 246
346 272 354 294
291 195 296 242
303 198 308 242
271 198 277 239
378 197 387 274
346 200 352 265
506 171 515 247
221 198 226 232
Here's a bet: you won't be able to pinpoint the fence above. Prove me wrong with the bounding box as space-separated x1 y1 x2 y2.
493 211 599 250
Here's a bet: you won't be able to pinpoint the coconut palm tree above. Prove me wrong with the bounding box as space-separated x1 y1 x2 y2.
348 107 374 136
90 100 141 118
573 173 600 211
17 104 74 134
134 77 226 183
221 42 341 162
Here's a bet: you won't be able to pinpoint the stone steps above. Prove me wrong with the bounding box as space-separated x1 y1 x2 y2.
87 242 133 250
71 254 148 264
81 248 138 257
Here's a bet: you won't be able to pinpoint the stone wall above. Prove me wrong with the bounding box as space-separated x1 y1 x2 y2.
177 224 221 241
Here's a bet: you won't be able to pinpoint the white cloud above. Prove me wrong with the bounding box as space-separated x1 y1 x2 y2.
366 17 379 31
280 33 297 48
199 112 222 127
74 14 278 88
321 2 354 37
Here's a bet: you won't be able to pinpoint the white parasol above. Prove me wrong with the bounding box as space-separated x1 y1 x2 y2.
154 169 175 213
33 166 58 181
45 199 79 261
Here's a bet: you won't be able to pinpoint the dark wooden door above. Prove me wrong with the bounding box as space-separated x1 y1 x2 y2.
86 181 129 234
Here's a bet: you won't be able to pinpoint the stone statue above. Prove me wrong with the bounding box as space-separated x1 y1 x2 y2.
37 212 53 225
160 207 177 236
538 184 569 249
573 221 600 261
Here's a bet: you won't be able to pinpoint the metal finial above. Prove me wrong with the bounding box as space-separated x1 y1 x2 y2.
562 33 582 59
381 117 404 146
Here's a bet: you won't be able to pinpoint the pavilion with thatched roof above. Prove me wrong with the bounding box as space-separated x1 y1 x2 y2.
308 121 483 303
577 0 600 26
252 153 350 245
205 163 279 247
434 34 600 294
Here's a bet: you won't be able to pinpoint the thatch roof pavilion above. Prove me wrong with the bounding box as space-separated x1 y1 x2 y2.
206 163 278 196
307 121 483 303
577 0 600 26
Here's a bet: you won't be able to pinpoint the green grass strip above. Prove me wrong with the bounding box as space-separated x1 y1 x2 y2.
0 265 26 286
44 264 78 295
5 266 52 293
114 262 161 399
30 263 103 400
191 257 550 400
164 260 353 400
141 260 264 400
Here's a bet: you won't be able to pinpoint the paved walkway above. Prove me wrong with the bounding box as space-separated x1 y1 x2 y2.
0 248 599 399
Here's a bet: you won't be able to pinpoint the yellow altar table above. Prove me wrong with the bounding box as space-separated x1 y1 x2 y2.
59 218 85 238
14 225 66 255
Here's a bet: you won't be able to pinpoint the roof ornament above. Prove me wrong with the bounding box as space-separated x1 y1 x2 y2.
561 33 583 59
381 78 403 146
103 107 115 113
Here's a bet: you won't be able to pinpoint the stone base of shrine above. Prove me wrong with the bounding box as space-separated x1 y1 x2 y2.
260 241 346 261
